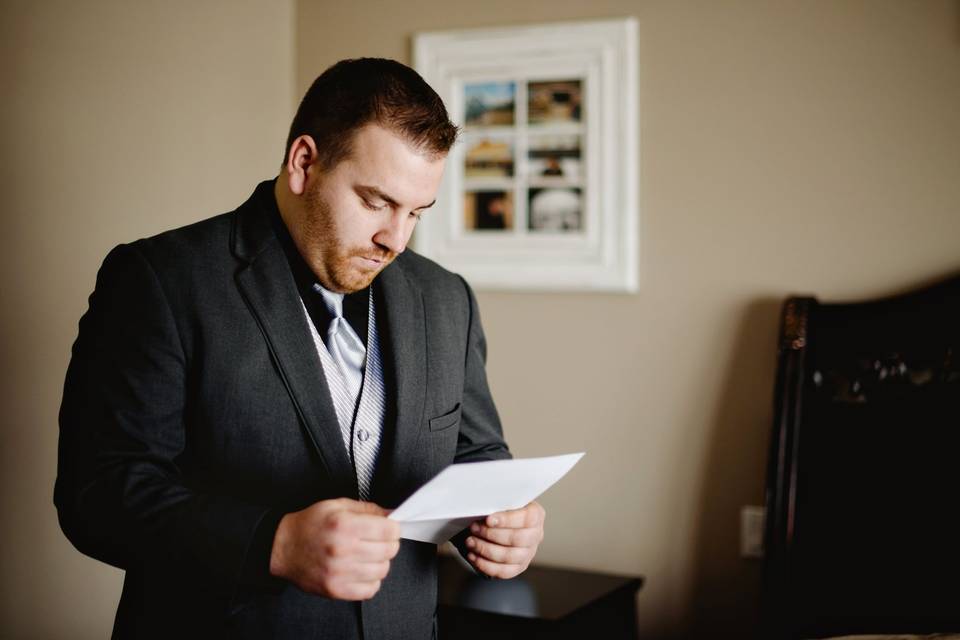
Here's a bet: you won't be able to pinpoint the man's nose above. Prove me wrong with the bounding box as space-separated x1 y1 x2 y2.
373 212 409 255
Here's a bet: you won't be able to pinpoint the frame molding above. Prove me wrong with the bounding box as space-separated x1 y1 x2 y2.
413 18 639 292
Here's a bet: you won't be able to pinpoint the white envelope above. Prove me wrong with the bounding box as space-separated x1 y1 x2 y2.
388 453 584 544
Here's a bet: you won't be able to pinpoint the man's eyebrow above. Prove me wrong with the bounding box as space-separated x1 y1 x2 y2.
356 185 436 211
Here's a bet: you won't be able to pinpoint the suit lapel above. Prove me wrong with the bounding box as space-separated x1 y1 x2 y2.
371 259 428 505
231 186 356 497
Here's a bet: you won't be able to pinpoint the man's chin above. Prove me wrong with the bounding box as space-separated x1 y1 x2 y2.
327 254 395 293
332 269 382 294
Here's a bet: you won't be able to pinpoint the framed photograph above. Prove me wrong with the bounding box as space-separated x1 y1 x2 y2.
414 18 638 292
527 80 582 125
463 81 516 127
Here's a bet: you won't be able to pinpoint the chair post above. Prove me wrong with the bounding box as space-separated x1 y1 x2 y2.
762 296 816 639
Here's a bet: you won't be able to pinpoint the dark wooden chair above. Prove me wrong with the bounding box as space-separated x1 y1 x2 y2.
762 274 960 639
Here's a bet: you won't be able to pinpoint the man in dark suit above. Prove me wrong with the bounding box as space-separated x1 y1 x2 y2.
55 58 545 639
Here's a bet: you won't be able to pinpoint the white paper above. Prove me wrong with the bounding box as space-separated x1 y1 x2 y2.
388 453 584 544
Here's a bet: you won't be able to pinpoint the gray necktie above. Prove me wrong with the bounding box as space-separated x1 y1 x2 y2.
316 285 366 405
303 286 383 500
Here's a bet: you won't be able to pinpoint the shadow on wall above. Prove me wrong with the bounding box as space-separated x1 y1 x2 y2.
687 297 783 640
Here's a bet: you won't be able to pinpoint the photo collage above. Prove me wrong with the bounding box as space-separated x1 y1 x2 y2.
461 79 584 233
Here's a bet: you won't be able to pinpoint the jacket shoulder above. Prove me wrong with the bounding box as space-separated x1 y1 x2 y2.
128 211 236 265
394 249 463 291
393 250 477 324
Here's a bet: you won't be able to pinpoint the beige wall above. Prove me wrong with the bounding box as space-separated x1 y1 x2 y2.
3 0 960 638
0 1 294 637
295 1 960 638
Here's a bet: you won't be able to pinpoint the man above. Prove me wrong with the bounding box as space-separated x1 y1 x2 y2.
55 58 545 639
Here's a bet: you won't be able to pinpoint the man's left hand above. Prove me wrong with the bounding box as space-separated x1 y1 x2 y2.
465 501 545 579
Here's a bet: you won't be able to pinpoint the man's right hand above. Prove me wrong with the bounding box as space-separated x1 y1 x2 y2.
269 498 401 600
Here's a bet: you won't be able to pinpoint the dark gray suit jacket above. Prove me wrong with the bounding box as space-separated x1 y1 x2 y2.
55 182 511 639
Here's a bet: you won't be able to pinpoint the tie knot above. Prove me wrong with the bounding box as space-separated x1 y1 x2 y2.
313 283 344 320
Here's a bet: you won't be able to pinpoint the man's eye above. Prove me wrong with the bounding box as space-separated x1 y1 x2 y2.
363 199 386 211
410 210 423 220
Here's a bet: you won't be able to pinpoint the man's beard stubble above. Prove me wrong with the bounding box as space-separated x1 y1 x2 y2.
302 183 396 294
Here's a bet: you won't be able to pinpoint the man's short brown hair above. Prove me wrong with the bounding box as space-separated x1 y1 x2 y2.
284 58 459 170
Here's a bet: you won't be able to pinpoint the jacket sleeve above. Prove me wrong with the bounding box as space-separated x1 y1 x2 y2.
54 242 281 593
452 275 512 465
448 276 512 563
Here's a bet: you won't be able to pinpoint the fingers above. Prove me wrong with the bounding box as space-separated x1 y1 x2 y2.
351 539 401 563
485 501 545 529
465 535 534 580
467 553 524 580
331 512 401 542
465 502 545 580
318 501 400 542
325 558 391 583
336 581 383 601
469 521 542 548
313 536 400 562
465 535 530 566
313 561 386 601
273 499 403 600
306 541 394 600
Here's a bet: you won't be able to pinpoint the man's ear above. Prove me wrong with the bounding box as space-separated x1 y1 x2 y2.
283 135 319 196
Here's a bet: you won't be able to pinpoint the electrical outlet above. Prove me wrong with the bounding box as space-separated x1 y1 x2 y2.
740 505 765 559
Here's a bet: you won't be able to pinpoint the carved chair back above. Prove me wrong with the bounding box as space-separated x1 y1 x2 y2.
762 275 960 639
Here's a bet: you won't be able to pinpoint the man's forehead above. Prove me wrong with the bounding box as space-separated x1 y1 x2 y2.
337 125 446 203
348 123 448 160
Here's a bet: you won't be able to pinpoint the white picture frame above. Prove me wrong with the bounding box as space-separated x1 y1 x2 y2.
413 18 639 292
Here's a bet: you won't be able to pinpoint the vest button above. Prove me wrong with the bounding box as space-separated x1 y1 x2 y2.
357 429 370 442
